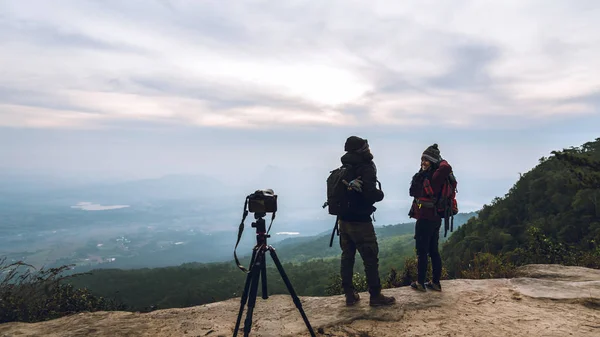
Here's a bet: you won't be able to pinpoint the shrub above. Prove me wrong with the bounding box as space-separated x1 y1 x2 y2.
324 272 368 295
459 252 517 279
0 258 126 323
383 256 449 288
522 226 579 265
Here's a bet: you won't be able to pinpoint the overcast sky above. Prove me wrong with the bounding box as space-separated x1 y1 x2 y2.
1 0 599 216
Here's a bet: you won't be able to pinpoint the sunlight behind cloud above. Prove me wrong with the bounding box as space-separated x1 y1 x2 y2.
180 55 372 107
0 0 599 129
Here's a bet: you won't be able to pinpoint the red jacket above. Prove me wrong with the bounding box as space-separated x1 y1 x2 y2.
409 160 453 221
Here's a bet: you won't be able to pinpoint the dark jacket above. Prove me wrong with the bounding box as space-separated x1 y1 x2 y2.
338 151 384 222
409 160 452 221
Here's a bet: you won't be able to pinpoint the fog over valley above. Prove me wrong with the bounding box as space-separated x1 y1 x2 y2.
0 159 492 272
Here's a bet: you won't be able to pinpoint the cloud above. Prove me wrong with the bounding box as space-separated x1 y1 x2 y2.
428 43 500 90
0 0 599 130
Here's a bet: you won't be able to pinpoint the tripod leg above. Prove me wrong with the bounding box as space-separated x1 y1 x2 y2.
268 247 316 337
233 248 258 337
242 249 265 337
260 251 268 299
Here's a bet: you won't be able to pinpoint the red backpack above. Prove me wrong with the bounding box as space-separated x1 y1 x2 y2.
411 172 459 237
437 172 459 236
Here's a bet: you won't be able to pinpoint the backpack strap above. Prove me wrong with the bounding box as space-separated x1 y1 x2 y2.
440 175 457 237
329 216 339 247
423 178 434 196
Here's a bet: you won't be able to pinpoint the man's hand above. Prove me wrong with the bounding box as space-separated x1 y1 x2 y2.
344 177 363 192
348 178 363 192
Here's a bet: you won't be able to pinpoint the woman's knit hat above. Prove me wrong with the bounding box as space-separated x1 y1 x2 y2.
422 143 441 164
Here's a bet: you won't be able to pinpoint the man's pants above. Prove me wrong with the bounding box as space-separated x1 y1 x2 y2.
414 218 442 285
339 220 382 296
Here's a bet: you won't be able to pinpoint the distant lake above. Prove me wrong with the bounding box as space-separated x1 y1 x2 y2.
71 202 130 211
276 232 300 235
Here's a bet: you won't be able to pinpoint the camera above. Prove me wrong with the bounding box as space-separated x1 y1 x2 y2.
247 189 278 214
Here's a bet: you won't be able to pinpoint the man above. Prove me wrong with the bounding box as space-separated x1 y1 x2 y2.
337 136 396 307
408 143 453 292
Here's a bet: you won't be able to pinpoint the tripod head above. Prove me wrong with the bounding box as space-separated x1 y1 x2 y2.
253 211 267 221
251 212 270 245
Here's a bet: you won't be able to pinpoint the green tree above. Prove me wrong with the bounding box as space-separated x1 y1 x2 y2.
442 138 600 278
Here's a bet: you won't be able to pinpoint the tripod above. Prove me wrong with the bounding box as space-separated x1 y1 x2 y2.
233 212 316 337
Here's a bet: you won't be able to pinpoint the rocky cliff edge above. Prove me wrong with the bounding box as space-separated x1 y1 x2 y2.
1 264 599 337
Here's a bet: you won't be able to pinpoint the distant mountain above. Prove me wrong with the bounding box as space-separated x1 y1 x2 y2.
89 174 233 200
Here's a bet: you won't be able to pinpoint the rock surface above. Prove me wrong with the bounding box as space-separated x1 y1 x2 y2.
1 264 599 336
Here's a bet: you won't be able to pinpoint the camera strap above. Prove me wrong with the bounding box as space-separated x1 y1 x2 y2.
234 197 251 273
233 197 276 273
266 211 276 234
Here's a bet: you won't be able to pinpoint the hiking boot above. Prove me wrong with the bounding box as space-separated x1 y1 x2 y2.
369 293 396 307
410 281 426 292
345 291 360 306
425 281 442 291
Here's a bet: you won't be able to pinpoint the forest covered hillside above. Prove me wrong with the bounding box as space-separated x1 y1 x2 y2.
256 211 478 264
62 213 477 311
442 138 600 277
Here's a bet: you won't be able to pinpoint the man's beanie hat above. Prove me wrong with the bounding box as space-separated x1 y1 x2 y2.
344 136 369 152
422 143 441 164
